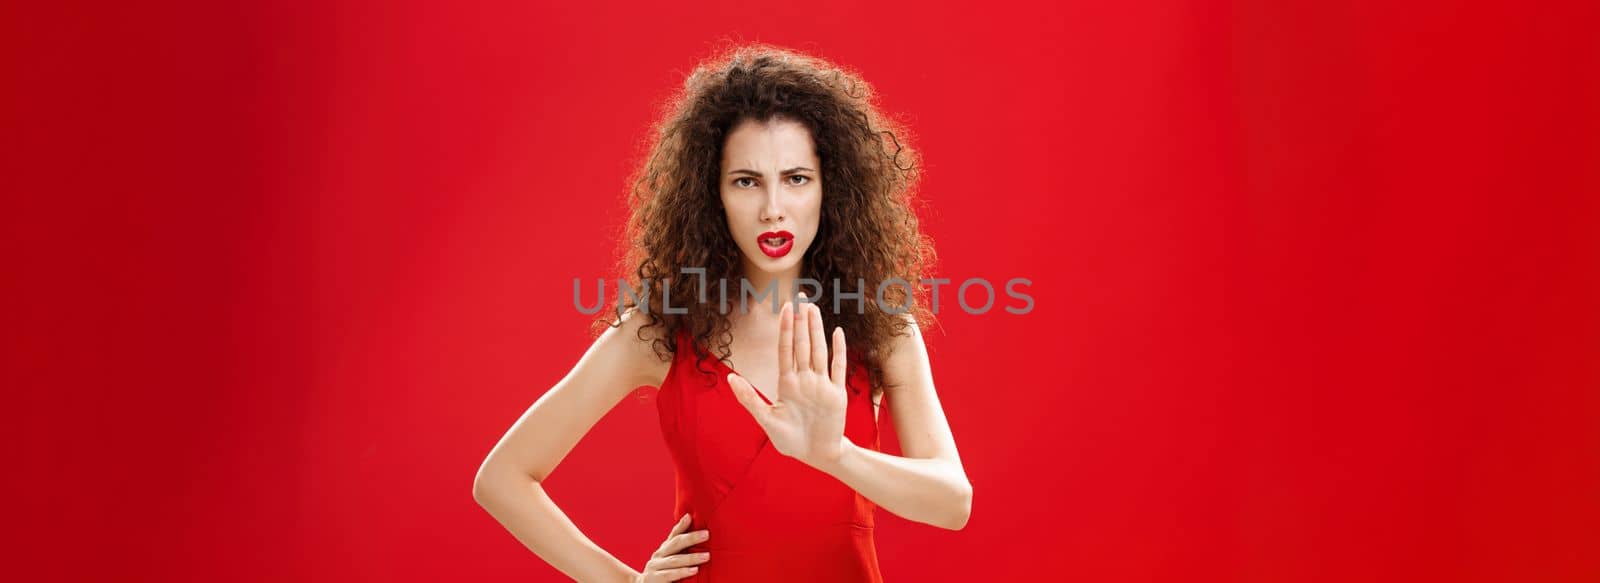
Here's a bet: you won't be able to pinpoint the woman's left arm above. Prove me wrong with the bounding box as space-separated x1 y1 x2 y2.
727 301 972 531
815 312 972 531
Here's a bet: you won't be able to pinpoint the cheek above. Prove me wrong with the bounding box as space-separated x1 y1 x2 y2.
722 198 762 242
802 190 824 232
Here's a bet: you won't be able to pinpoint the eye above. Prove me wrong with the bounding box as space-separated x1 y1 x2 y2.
733 176 757 188
786 174 811 186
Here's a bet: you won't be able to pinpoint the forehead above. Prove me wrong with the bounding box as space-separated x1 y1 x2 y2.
720 117 819 170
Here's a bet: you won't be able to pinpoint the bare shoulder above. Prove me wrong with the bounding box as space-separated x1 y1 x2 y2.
884 311 925 355
592 307 674 389
881 311 931 391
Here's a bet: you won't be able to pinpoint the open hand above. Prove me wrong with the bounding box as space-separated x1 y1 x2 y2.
727 297 850 470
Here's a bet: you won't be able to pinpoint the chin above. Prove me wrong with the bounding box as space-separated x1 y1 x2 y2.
749 257 795 273
745 248 805 273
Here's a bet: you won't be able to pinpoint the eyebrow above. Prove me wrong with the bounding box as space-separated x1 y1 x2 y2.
727 166 816 177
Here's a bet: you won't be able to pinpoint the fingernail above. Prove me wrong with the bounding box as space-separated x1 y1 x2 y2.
688 567 699 573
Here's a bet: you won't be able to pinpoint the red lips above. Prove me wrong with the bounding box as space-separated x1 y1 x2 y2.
757 230 795 258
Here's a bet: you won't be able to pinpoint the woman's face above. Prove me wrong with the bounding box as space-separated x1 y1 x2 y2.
719 116 823 279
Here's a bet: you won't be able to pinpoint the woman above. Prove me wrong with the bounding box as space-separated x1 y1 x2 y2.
473 44 971 582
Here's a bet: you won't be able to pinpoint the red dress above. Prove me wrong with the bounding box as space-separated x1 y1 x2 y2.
656 328 884 581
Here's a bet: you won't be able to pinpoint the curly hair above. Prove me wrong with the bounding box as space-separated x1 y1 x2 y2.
596 44 936 398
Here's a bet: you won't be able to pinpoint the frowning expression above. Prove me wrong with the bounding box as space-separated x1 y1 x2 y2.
719 116 823 276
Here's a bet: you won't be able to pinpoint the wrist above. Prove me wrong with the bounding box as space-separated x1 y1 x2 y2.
813 436 859 477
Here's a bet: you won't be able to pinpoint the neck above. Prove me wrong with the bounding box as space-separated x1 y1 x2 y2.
738 260 805 316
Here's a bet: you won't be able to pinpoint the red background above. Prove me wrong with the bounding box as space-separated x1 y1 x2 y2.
7 1 1599 581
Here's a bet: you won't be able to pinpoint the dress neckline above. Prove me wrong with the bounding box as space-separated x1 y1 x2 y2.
672 328 868 407
702 356 776 406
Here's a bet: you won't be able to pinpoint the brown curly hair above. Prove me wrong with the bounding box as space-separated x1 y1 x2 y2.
596 44 936 397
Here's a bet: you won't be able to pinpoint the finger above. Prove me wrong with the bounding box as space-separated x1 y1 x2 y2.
649 552 710 570
655 566 701 581
777 301 793 373
727 373 770 422
661 529 710 556
809 303 828 372
830 325 847 385
793 293 811 371
665 515 691 538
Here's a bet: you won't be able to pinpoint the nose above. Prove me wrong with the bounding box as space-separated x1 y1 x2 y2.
759 185 785 224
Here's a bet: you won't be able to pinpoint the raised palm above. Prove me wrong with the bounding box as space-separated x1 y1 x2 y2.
727 299 850 470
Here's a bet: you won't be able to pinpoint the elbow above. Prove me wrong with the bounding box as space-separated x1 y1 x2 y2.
938 480 973 531
471 469 498 508
473 460 544 509
472 461 527 509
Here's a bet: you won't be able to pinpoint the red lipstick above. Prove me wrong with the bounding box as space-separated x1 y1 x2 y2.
757 230 795 258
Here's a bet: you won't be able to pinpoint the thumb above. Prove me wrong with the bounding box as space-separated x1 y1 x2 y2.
727 373 771 425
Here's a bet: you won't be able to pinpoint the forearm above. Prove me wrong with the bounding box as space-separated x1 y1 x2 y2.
473 468 637 582
818 440 972 530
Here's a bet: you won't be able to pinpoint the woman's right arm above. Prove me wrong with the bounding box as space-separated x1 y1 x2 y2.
471 309 671 582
